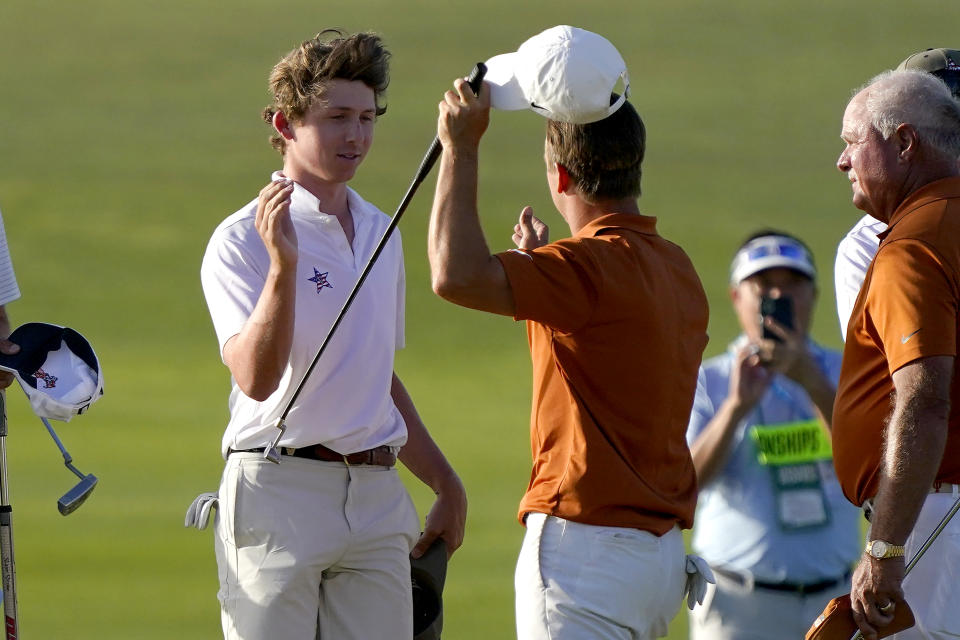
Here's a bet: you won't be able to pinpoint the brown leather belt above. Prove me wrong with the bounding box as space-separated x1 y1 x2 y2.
231 444 397 467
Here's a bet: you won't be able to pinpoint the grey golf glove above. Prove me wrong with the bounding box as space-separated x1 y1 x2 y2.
184 491 219 530
683 554 715 610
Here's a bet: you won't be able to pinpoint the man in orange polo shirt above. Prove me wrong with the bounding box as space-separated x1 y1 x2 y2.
833 69 960 640
426 26 710 640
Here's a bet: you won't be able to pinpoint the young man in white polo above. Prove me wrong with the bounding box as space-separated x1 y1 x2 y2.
200 30 466 640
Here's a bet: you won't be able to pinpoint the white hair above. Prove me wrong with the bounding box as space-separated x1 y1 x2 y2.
861 69 960 159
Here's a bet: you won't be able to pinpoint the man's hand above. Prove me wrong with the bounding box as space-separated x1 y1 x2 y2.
428 77 515 316
690 344 774 485
512 207 549 250
392 374 468 560
849 356 952 638
437 78 491 152
757 317 836 427
222 178 298 399
754 316 809 377
255 178 297 269
850 556 905 640
0 337 18 390
411 471 467 560
729 343 774 411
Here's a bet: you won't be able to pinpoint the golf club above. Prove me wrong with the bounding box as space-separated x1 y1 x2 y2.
0 394 19 640
40 417 98 516
264 61 488 463
848 493 960 640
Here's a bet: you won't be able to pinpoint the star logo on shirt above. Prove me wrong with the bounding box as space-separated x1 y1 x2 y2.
308 268 333 293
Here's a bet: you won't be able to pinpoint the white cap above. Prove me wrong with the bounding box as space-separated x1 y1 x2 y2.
485 25 630 124
0 322 104 422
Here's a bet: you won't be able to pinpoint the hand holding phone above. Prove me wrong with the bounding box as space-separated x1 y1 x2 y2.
760 296 793 342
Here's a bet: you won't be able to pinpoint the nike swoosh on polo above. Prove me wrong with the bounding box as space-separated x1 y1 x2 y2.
901 329 921 344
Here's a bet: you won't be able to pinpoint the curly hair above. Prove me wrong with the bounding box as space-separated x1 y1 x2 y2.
262 29 391 154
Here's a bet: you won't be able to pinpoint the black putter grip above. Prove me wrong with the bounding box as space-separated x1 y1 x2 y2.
464 61 489 97
416 62 488 180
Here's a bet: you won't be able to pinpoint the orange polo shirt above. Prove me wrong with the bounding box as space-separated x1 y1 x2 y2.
833 177 960 506
495 213 709 534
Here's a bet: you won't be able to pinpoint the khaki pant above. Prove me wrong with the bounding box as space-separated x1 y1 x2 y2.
515 513 686 640
214 452 420 639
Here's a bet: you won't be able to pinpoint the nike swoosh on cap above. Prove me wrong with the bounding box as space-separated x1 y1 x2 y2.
901 328 921 344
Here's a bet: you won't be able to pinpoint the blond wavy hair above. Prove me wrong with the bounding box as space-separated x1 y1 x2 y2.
262 29 390 153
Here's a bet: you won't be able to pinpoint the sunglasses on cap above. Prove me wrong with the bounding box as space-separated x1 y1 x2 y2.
743 241 809 262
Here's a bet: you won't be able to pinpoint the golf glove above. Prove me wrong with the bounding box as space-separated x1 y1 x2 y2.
683 554 715 610
184 491 218 530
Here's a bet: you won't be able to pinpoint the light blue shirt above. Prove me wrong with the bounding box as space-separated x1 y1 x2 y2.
686 338 861 583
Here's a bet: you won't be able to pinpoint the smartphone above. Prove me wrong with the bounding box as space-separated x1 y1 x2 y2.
760 296 793 342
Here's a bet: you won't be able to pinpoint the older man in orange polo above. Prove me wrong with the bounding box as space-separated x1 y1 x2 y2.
833 70 960 640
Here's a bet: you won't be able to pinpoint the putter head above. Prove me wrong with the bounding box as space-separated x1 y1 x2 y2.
58 474 97 516
263 419 287 464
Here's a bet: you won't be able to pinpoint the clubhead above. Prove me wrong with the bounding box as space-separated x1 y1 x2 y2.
58 474 97 516
264 420 286 464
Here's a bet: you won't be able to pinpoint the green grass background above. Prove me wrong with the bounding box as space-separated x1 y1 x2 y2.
0 0 957 637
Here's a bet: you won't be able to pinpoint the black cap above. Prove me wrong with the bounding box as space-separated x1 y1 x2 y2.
412 539 448 640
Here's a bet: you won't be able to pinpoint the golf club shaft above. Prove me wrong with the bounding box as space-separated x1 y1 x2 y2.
266 62 487 454
0 395 17 639
904 493 960 573
848 493 960 640
0 517 15 640
41 416 72 464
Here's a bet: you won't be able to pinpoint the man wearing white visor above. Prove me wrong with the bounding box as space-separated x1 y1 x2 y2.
429 25 711 640
687 231 859 640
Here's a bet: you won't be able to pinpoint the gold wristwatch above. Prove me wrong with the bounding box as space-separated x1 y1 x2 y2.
865 539 906 560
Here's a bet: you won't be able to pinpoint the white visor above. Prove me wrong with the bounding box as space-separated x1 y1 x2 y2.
730 235 817 285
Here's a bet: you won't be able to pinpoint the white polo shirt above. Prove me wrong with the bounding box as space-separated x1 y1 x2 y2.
0 208 21 307
201 174 407 457
835 213 885 340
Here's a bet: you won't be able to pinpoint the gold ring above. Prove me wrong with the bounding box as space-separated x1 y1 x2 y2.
879 601 895 614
